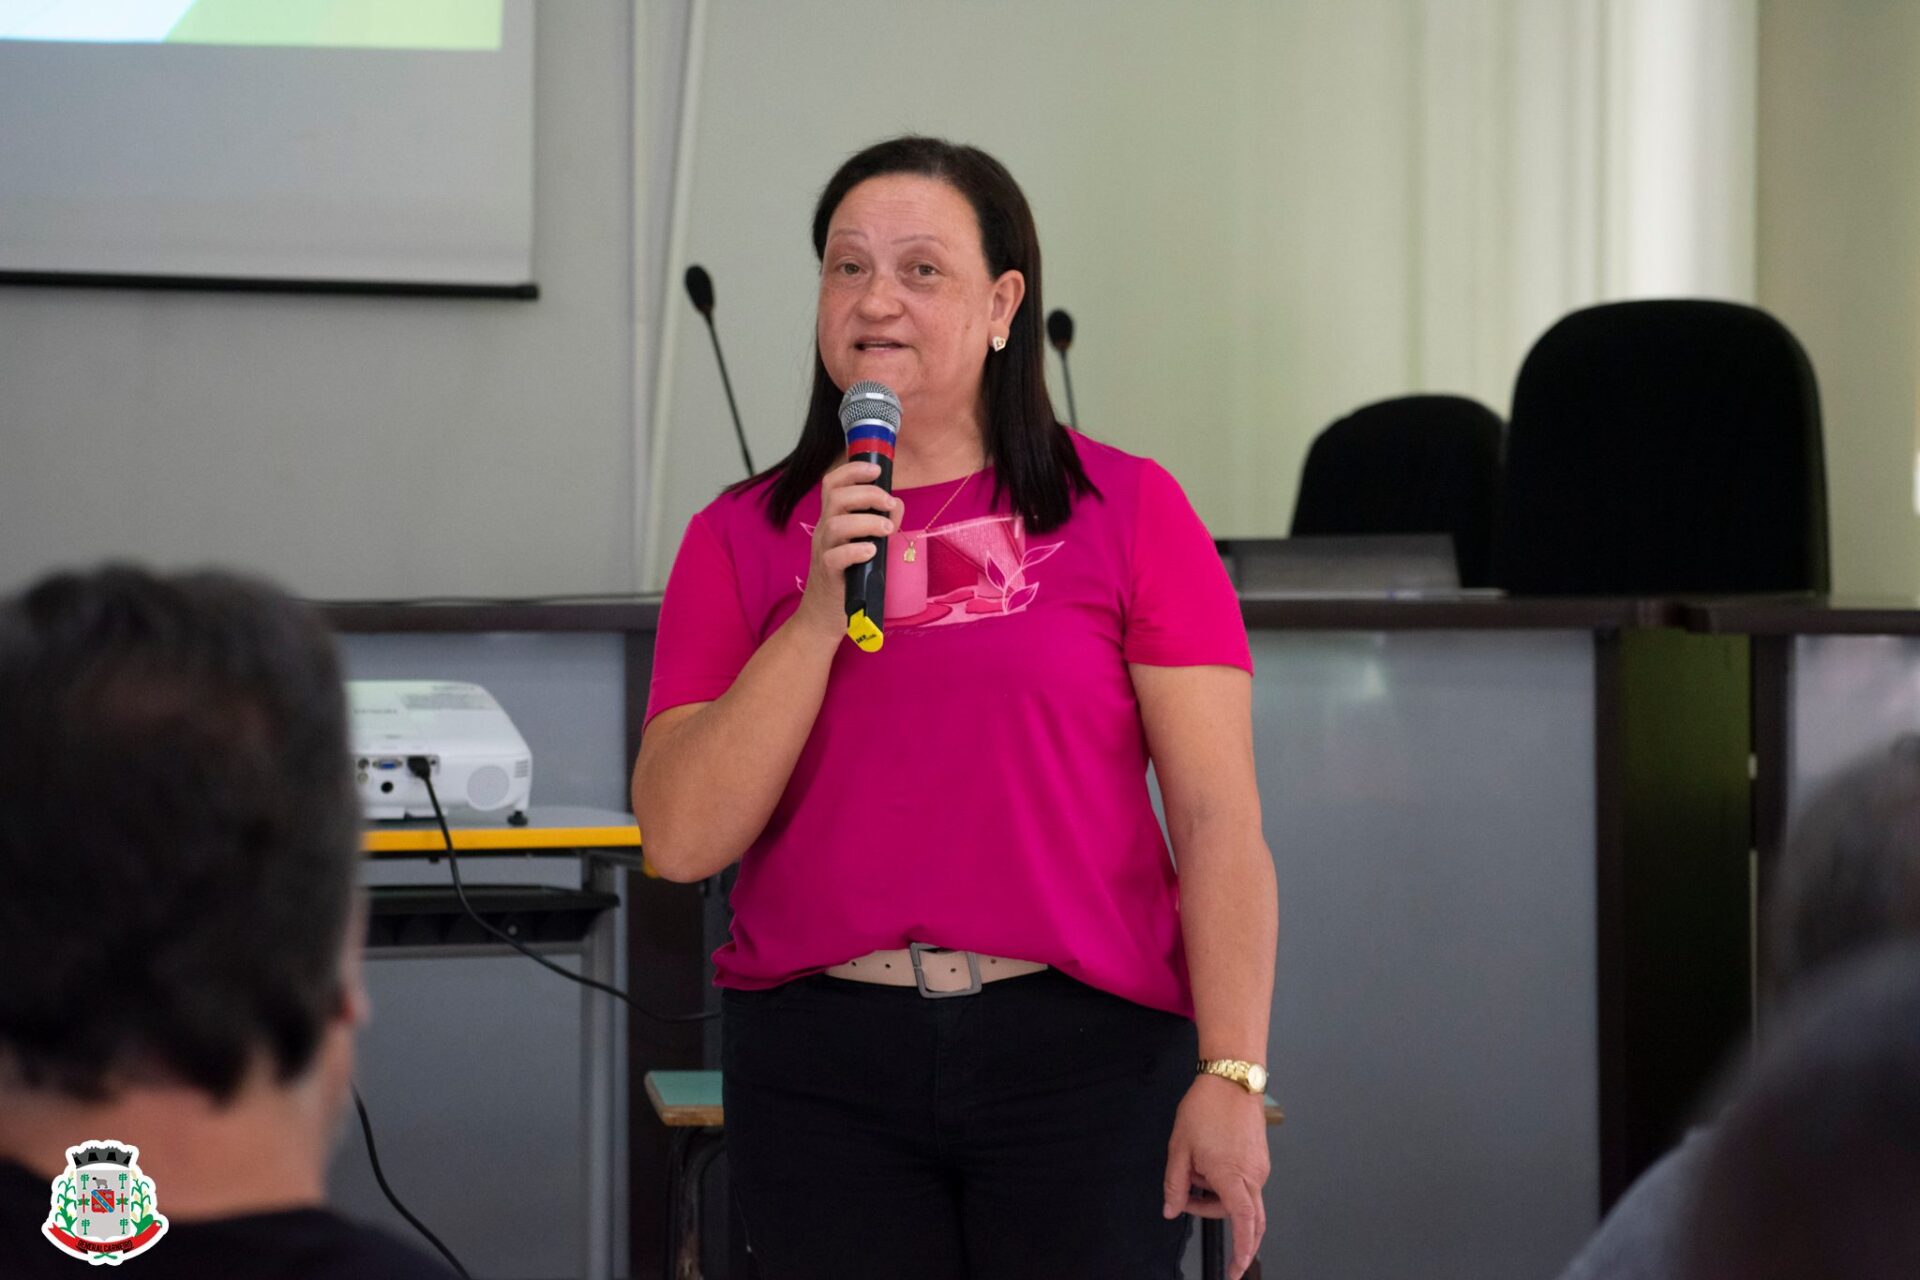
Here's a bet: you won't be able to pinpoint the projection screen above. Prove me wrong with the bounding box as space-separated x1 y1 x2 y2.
0 0 536 293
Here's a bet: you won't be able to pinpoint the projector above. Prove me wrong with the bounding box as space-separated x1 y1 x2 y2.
347 680 532 822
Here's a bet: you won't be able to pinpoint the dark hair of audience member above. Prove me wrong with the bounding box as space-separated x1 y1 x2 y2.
0 566 359 1103
1682 942 1920 1280
1765 734 1920 999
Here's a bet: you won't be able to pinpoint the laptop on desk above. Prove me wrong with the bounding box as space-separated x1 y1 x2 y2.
1218 534 1496 599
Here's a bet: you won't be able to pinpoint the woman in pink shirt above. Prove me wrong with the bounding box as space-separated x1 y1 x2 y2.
632 136 1276 1280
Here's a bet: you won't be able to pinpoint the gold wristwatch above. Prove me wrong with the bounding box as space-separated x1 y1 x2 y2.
1196 1058 1268 1095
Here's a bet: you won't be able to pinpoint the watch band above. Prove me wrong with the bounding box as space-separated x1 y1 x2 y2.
1196 1058 1269 1095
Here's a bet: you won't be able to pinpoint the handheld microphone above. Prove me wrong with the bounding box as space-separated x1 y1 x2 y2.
683 264 755 476
1046 308 1079 427
838 381 901 653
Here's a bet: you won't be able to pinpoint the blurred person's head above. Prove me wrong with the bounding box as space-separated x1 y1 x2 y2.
1683 942 1920 1280
0 565 365 1174
1767 735 1920 1000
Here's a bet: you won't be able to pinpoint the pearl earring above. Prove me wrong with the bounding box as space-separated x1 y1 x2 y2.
991 334 1007 352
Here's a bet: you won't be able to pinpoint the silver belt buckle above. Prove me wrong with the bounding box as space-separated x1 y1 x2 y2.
908 942 982 999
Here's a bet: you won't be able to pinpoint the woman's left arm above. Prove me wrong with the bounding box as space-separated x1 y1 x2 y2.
1132 661 1277 1280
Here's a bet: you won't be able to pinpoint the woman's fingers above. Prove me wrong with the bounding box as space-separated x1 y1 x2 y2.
1162 1142 1194 1220
820 541 879 573
821 462 888 506
1220 1175 1262 1277
824 458 881 488
824 485 901 524
823 512 895 544
815 469 898 567
822 459 899 509
1180 1193 1232 1220
799 462 905 636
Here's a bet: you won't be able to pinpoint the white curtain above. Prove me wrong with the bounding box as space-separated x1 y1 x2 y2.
1412 0 1756 411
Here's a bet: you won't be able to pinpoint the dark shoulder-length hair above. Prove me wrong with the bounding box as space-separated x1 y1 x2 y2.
730 135 1096 531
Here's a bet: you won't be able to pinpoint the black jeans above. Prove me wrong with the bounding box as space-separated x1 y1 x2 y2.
721 967 1198 1280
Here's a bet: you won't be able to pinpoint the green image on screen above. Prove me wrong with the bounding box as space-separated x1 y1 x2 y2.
0 0 503 50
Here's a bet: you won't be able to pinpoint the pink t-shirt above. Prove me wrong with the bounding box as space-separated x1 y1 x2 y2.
646 431 1250 1017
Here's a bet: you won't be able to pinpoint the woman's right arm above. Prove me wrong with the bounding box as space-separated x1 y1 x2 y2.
631 460 900 882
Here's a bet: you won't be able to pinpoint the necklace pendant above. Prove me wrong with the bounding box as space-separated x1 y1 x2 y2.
903 543 917 563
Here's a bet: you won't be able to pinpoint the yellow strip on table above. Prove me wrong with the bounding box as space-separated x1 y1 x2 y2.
362 824 641 855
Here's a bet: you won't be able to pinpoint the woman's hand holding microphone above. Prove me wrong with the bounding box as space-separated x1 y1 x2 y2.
791 460 902 648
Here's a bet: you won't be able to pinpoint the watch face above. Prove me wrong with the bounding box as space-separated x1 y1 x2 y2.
1247 1064 1268 1094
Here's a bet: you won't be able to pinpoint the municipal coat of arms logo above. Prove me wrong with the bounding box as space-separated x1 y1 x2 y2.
42 1140 168 1265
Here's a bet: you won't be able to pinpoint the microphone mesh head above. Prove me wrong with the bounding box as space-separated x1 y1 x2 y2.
683 264 714 314
1047 309 1074 348
838 381 902 436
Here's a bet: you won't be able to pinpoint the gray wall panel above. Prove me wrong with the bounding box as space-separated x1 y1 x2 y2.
331 952 594 1279
1253 630 1598 1279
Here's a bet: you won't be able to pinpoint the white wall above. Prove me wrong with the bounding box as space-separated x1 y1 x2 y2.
0 3 638 600
648 0 1428 582
1758 0 1920 596
14 0 1887 600
645 0 1760 585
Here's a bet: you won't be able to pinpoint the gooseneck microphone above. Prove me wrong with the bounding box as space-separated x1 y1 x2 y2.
838 381 901 653
683 264 755 476
1046 308 1079 427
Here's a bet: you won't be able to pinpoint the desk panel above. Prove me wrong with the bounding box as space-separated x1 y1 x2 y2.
323 601 1621 1280
1252 629 1598 1280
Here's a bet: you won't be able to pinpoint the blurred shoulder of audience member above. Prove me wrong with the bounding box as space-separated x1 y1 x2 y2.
1556 735 1920 1280
1681 941 1920 1280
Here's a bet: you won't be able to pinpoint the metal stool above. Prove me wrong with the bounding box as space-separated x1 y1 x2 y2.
644 1070 728 1280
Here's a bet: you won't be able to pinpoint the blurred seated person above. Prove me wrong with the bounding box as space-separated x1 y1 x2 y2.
1681 941 1920 1280
0 566 453 1277
1556 735 1920 1280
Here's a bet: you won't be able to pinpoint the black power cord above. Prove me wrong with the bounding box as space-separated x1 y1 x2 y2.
352 1083 471 1279
403 756 717 1024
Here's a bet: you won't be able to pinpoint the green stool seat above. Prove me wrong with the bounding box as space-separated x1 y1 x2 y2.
645 1069 725 1127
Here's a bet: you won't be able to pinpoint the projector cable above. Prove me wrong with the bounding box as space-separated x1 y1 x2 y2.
404 756 717 1024
352 1083 471 1279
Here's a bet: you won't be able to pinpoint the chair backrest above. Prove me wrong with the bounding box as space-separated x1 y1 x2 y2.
1290 394 1504 587
1496 300 1829 595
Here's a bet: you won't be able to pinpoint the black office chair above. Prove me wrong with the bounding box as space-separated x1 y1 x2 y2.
1496 300 1828 595
1290 394 1504 587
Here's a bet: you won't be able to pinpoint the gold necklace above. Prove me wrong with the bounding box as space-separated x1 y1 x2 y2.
902 468 978 563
